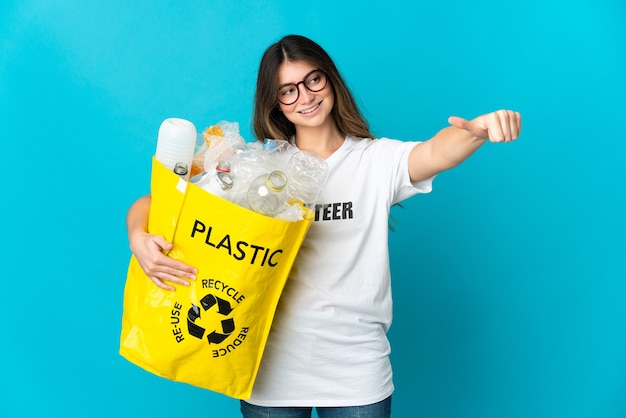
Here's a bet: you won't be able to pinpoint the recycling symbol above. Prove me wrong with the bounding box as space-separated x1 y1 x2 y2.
187 293 235 344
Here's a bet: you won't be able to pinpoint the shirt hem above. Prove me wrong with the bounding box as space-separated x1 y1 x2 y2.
244 386 394 408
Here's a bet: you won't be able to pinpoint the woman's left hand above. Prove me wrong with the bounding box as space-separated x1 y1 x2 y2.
448 109 522 142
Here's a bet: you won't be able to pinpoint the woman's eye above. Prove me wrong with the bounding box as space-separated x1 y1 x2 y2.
307 76 320 86
280 86 296 96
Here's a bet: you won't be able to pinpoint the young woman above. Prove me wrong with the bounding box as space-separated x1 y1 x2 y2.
126 35 521 418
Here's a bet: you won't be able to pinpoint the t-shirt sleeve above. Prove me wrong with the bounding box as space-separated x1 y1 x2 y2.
374 138 435 205
401 140 435 197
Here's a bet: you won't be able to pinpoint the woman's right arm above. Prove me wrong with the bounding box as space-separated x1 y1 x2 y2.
126 194 197 291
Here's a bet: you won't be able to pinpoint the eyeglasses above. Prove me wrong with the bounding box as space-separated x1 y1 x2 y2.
276 69 328 105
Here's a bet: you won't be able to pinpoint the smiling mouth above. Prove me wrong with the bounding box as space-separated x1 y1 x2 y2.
298 102 321 115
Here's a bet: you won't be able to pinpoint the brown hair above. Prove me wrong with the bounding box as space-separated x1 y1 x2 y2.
253 35 373 142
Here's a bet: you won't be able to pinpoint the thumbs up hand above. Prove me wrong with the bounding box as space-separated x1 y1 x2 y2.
448 109 521 143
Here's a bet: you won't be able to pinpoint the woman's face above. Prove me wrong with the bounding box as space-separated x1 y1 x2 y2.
276 60 335 132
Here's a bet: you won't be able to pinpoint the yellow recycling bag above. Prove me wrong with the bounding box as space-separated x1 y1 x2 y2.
120 157 313 399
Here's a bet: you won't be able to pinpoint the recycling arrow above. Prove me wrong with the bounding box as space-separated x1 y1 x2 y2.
186 293 236 344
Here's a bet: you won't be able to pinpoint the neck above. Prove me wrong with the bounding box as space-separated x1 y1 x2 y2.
294 122 344 159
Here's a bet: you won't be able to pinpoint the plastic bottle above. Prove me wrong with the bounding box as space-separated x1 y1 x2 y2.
247 171 289 216
155 118 197 178
173 162 189 178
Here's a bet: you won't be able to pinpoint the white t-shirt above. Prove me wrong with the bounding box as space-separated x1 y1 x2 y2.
247 136 434 407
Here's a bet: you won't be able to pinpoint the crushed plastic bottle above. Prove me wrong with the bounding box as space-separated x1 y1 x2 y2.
191 161 233 199
286 150 328 207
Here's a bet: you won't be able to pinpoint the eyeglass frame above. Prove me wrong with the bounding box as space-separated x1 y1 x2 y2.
276 69 328 105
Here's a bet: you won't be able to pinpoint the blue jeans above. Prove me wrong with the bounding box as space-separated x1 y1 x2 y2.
240 396 392 418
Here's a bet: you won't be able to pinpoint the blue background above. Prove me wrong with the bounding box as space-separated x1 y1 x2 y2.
1 1 625 417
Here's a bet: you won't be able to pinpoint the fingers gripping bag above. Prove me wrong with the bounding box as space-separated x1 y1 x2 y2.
120 157 313 399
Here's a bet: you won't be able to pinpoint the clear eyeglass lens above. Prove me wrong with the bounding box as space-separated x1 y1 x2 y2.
278 86 297 103
305 71 325 91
